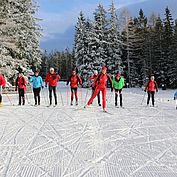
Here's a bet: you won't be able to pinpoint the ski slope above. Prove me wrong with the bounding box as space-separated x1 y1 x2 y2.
0 83 177 177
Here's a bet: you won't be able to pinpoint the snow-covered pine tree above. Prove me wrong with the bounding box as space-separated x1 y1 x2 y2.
74 12 92 87
122 18 139 87
106 1 122 75
0 0 41 81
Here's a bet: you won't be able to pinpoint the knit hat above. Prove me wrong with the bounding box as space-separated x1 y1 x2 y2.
102 66 107 71
116 73 121 77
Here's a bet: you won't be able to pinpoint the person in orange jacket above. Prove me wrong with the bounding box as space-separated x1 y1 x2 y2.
45 68 60 106
0 71 6 105
15 71 27 105
144 75 158 106
67 70 82 105
89 70 101 106
86 66 112 112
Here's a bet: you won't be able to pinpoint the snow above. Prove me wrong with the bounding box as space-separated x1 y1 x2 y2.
0 82 177 177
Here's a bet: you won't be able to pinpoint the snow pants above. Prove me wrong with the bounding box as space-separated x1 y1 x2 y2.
147 91 155 106
88 87 106 109
71 88 78 102
115 89 122 107
0 86 2 103
49 86 57 105
33 87 41 105
91 87 100 105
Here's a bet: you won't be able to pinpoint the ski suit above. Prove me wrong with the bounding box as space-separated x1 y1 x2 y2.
30 75 43 105
89 74 100 105
0 74 6 103
174 91 177 109
45 72 60 105
67 74 82 104
112 76 125 107
145 80 158 106
87 73 112 109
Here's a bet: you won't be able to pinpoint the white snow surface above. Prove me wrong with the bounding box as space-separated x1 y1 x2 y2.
0 82 177 177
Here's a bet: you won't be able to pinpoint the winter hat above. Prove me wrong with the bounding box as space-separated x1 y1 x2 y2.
94 70 98 75
116 73 121 77
102 66 107 71
50 67 54 72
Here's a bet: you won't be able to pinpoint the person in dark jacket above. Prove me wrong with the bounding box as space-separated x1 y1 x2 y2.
67 70 82 106
144 75 158 106
45 68 60 106
0 71 6 106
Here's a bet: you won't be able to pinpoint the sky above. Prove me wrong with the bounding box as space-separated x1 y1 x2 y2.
36 0 148 46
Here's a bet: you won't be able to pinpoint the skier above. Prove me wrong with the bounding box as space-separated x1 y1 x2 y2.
66 70 82 105
144 75 158 107
112 73 125 107
0 71 6 106
29 69 43 106
89 70 101 106
15 70 27 105
45 67 60 106
85 66 112 112
174 91 177 110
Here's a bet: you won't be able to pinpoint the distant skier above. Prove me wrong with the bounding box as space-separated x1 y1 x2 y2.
45 68 60 106
30 69 43 106
0 71 6 106
85 66 112 112
112 73 125 107
174 91 177 110
89 70 101 106
66 70 82 105
15 69 27 105
144 75 158 107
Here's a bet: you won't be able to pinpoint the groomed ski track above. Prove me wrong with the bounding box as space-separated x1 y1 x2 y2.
0 84 177 177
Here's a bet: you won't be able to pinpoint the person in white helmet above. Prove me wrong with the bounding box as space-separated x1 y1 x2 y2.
89 70 101 106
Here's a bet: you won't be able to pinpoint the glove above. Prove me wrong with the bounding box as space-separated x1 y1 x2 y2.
45 84 47 87
144 89 146 92
66 83 68 86
111 88 113 92
42 86 44 89
174 97 176 100
156 90 158 92
15 87 17 91
2 86 5 89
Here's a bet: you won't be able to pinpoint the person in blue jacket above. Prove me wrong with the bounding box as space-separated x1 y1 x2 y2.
30 69 43 105
174 91 177 110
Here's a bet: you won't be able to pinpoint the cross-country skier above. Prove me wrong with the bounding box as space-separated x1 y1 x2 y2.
45 68 60 106
144 75 158 107
15 69 27 105
85 66 112 112
0 71 6 106
112 73 125 107
66 70 82 106
174 91 177 110
29 69 43 106
89 70 101 106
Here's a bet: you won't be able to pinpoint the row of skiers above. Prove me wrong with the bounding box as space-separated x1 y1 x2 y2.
0 67 177 110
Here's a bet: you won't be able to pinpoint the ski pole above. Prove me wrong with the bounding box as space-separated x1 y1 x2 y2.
41 87 47 105
58 89 64 106
66 85 69 106
4 91 14 106
84 88 89 105
26 94 30 104
141 92 146 105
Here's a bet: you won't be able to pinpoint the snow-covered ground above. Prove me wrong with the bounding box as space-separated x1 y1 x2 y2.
0 83 177 177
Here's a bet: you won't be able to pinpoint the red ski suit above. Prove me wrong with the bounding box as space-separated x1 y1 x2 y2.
89 74 98 88
0 75 6 87
67 75 82 101
145 80 158 92
16 76 27 91
87 73 112 109
45 72 60 87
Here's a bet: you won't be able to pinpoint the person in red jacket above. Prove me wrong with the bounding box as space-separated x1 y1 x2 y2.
45 68 60 106
144 75 158 106
15 71 27 105
89 70 101 106
0 72 6 105
86 66 112 112
67 70 82 105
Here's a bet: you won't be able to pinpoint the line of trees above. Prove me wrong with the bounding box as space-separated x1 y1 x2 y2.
73 2 177 88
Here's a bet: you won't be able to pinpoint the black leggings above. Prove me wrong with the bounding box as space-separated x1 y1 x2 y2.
18 88 25 105
71 88 78 101
115 89 122 106
49 86 57 105
0 94 2 103
147 91 155 106
33 87 41 105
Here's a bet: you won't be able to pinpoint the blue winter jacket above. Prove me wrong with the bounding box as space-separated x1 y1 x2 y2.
30 75 43 88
